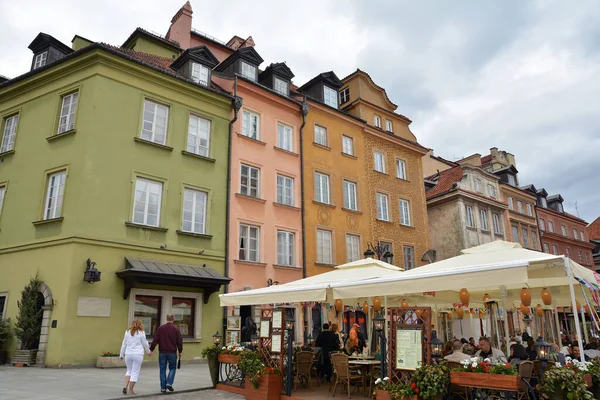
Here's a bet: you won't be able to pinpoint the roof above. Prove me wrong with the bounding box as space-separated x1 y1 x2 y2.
28 32 74 55
340 68 399 110
492 164 519 174
259 62 295 81
122 28 182 51
481 154 493 164
536 205 589 224
298 71 342 91
430 154 459 168
537 188 548 197
588 217 600 240
425 166 464 199
214 46 264 72
520 184 537 194
170 45 219 70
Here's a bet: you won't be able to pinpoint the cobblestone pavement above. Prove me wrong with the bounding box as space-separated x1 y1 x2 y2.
129 389 244 400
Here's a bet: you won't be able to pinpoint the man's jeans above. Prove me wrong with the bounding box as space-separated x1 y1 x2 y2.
158 353 178 390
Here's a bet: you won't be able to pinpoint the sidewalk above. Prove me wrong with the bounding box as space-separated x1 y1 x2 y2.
0 364 213 400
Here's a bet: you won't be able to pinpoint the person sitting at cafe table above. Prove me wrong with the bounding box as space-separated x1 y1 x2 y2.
344 323 366 349
570 342 591 361
444 339 471 363
475 337 507 364
508 343 529 366
584 341 600 359
344 327 363 355
469 337 479 351
549 343 566 365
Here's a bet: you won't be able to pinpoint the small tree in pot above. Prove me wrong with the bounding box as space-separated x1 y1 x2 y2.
13 276 44 366
0 318 11 365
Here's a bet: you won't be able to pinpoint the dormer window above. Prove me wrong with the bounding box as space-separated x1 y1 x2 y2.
540 197 547 208
241 61 257 81
556 203 563 213
323 86 338 109
274 76 288 96
507 174 516 186
340 87 350 104
191 63 209 86
34 52 48 69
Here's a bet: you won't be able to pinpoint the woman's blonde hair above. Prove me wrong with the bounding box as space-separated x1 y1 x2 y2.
129 319 145 336
330 323 339 333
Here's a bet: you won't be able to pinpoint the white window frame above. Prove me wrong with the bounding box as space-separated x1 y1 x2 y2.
345 234 361 263
403 246 415 270
492 213 502 234
539 219 546 231
552 245 558 255
543 243 549 253
342 135 354 156
385 120 393 132
508 197 514 210
343 180 358 211
0 186 5 217
323 86 338 109
487 184 496 199
141 99 168 145
527 204 533 216
376 193 389 221
465 205 475 227
548 221 554 233
240 164 260 198
507 174 517 186
522 228 530 248
314 172 330 204
566 248 571 257
316 229 333 264
273 77 288 96
580 231 585 241
277 123 293 152
132 177 163 227
578 250 583 263
480 210 489 231
0 292 7 319
339 87 350 104
373 115 381 128
276 174 294 206
531 230 538 249
242 110 260 140
396 159 407 180
540 197 548 208
239 224 260 262
182 188 207 234
475 179 482 193
400 199 411 226
512 226 520 244
573 229 579 241
1 114 19 153
374 151 386 173
186 114 211 157
241 61 257 81
44 170 66 220
517 201 523 214
191 62 209 86
314 125 327 146
561 225 567 237
277 230 295 266
585 252 590 265
34 51 48 69
58 92 79 134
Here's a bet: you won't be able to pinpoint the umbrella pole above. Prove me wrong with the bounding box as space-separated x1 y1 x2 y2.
384 296 388 341
501 291 510 355
368 297 372 352
566 257 584 362
554 307 561 345
581 307 589 344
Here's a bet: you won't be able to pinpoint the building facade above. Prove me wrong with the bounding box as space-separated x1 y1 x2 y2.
588 217 600 270
0 32 232 365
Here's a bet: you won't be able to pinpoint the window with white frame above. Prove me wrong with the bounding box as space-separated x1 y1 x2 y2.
561 225 567 236
379 241 394 264
573 229 579 241
241 61 257 81
512 226 520 243
346 234 360 262
396 159 407 180
34 52 48 69
531 231 538 249
403 246 415 270
508 197 514 210
239 224 260 262
580 231 585 241
276 174 294 206
0 292 7 319
373 115 381 128
543 243 549 253
566 248 570 257
343 180 357 211
274 77 288 96
385 120 393 132
507 174 517 186
316 229 333 264
187 115 211 157
314 125 327 146
242 110 260 139
527 204 533 216
480 210 489 231
132 177 162 227
475 179 482 193
191 62 209 86
517 201 523 213
585 252 590 265
58 92 78 134
314 172 330 204
374 151 386 173
548 221 554 233
0 186 5 216
487 184 496 198
339 87 350 104
277 123 293 152
323 86 338 109
539 219 546 231
1 114 18 153
141 99 168 144
182 188 207 234
277 230 295 266
44 170 66 220
376 193 389 221
522 228 530 248
578 250 583 263
342 135 354 156
540 197 548 208
240 164 260 198
552 245 558 255
493 213 502 234
400 199 411 226
465 205 475 227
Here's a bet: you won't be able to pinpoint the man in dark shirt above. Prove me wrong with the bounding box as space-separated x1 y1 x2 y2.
150 314 183 393
315 323 337 382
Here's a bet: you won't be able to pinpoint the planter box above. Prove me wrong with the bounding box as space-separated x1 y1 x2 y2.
12 349 37 366
96 356 125 368
451 371 519 391
244 373 282 400
218 354 240 364
375 392 418 400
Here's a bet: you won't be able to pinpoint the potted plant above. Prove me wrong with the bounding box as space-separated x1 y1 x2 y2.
96 352 125 368
587 358 600 398
412 362 450 400
238 350 281 400
374 377 419 400
13 276 43 367
201 345 221 387
450 357 520 391
563 356 593 388
540 366 593 399
0 318 11 365
218 344 245 364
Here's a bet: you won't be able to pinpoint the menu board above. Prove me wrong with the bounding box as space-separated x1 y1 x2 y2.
260 320 271 338
271 334 281 353
395 328 422 370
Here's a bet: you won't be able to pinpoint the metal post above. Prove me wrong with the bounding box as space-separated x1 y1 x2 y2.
368 296 372 352
554 307 562 345
501 288 511 355
286 326 294 396
379 328 387 378
565 257 584 363
581 306 589 344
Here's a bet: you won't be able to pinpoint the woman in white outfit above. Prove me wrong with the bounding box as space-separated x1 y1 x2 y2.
120 319 152 395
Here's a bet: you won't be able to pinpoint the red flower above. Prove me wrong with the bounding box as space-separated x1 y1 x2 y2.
411 383 416 388
415 388 419 393
484 366 489 373
269 368 274 374
471 366 476 369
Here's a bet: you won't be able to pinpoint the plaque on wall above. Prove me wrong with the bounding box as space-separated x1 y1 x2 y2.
76 297 111 317
396 328 422 370
271 334 282 353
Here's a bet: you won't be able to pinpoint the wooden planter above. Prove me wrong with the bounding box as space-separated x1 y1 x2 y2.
218 353 240 364
244 373 282 400
450 371 519 391
12 349 37 366
375 391 418 400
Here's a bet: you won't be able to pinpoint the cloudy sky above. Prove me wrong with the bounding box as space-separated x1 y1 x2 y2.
1 0 598 222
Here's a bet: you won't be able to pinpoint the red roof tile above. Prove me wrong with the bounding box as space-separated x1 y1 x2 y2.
481 154 492 164
426 166 464 199
588 217 600 240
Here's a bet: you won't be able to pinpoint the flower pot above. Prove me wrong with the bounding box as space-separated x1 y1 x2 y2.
95 356 126 368
12 349 37 366
218 353 240 364
450 371 519 391
207 354 219 387
244 373 282 400
375 390 391 400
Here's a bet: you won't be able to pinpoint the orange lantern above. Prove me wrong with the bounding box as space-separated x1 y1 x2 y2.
373 297 381 312
541 288 552 306
520 288 531 307
536 304 543 318
457 308 464 319
416 309 423 318
401 299 409 308
459 288 470 306
362 301 369 315
521 304 530 315
483 293 491 303
335 299 342 312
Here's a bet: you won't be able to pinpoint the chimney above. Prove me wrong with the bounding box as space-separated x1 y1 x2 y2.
240 36 255 48
165 2 193 49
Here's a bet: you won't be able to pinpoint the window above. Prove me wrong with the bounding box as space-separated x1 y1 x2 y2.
556 203 564 213
240 164 260 198
527 204 533 216
539 219 546 231
343 180 357 211
134 295 162 337
480 210 489 231
1 114 18 153
374 151 386 173
548 221 554 233
465 205 475 227
0 186 5 216
508 197 514 210
314 125 327 146
239 224 259 262
241 61 256 81
141 99 168 144
385 120 393 132
400 199 411 226
172 297 195 338
339 87 350 104
191 62 209 86
242 110 260 139
396 159 407 180
512 226 519 243
585 252 590 265
379 241 394 264
522 228 530 248
543 243 549 253
277 231 295 266
314 172 330 204
517 201 523 214
507 174 516 186
376 193 389 221
578 250 583 264
373 115 381 128
316 229 333 264
531 231 538 249
492 214 502 234
580 231 585 241
182 188 207 234
276 175 294 206
43 170 67 220
566 248 570 257
274 77 288 95
187 115 211 157
561 225 567 236
552 245 558 255
34 52 48 69
323 86 338 109
346 234 361 262
403 246 415 270
475 179 482 193
58 92 78 134
573 229 579 241
132 178 162 227
277 123 293 152
487 184 496 198
540 197 548 208
342 135 354 156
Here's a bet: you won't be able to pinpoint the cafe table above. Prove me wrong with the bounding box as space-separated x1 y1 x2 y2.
348 360 381 396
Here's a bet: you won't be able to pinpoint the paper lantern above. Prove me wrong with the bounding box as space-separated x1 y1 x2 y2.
416 309 423 318
362 301 369 314
373 297 381 311
335 299 342 312
541 288 552 306
483 293 491 303
521 304 530 315
459 288 470 306
401 299 409 308
520 288 531 307
456 308 464 319
536 304 543 318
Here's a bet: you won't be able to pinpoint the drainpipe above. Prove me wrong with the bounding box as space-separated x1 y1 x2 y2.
299 95 308 278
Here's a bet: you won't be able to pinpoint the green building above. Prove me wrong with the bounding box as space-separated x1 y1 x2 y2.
0 32 233 366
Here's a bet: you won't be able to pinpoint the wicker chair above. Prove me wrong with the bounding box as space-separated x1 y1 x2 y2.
446 361 468 400
331 353 365 398
368 365 381 399
311 348 322 387
295 351 315 391
517 361 534 400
